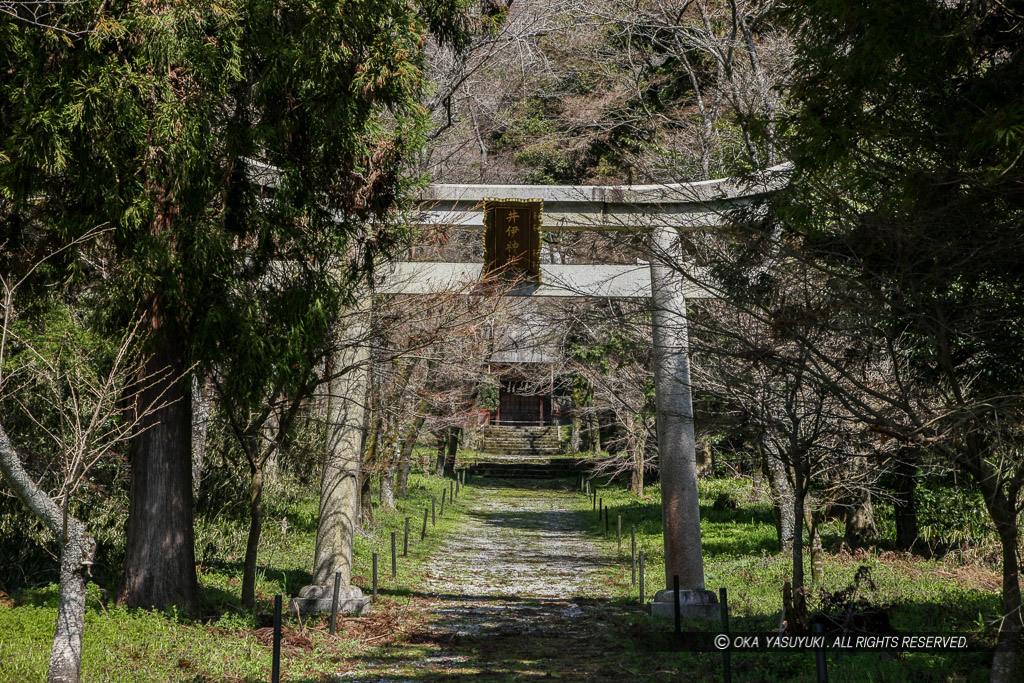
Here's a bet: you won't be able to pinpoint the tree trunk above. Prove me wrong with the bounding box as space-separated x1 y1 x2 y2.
418 442 431 473
381 465 396 509
990 519 1022 683
791 458 806 624
396 458 412 496
695 440 712 477
630 449 645 497
363 417 381 473
893 453 918 551
569 409 581 454
263 411 280 483
50 521 95 683
793 487 804 590
444 427 460 477
397 400 428 495
844 487 874 547
952 432 1022 682
809 514 824 586
750 463 764 503
629 423 646 496
359 472 373 528
0 424 96 683
240 464 264 610
191 375 213 493
120 316 200 615
764 443 795 552
434 430 446 476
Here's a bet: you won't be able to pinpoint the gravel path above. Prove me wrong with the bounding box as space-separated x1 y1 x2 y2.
346 482 636 681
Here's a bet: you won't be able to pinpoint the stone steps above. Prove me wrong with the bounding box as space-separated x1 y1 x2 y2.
464 460 585 479
479 424 562 457
480 441 561 449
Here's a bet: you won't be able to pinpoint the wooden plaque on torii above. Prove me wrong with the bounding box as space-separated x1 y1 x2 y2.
483 198 542 282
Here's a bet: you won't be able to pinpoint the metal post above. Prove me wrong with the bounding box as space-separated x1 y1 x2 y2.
390 531 397 579
626 528 634 589
617 515 622 552
450 480 454 503
421 508 428 540
813 622 828 683
404 517 409 556
372 553 378 597
720 587 731 683
272 595 282 683
638 551 645 605
605 507 610 535
329 571 341 635
441 488 447 516
456 479 461 497
432 497 436 526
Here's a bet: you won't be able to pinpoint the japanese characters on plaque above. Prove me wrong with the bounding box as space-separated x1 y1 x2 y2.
482 198 542 283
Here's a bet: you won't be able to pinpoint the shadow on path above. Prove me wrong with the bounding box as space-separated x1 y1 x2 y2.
339 484 700 681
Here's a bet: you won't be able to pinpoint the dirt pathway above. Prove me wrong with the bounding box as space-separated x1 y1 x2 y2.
343 481 678 681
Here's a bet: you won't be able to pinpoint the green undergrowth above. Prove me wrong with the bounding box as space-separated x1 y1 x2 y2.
569 475 1000 682
0 471 476 681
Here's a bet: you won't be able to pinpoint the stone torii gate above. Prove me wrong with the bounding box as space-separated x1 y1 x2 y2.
254 159 779 616
370 167 787 618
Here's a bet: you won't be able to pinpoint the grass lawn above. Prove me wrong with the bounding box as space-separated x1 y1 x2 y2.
0 469 1008 682
569 475 1002 682
0 472 475 682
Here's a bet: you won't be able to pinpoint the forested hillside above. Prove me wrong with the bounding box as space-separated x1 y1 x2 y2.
420 0 788 185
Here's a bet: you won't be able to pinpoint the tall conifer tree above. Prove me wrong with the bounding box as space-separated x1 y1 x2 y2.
1 0 468 617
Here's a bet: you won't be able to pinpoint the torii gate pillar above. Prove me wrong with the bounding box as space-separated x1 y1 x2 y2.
293 300 371 616
648 225 718 619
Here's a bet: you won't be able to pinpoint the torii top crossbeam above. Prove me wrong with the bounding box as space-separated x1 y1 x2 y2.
380 165 789 298
416 166 788 232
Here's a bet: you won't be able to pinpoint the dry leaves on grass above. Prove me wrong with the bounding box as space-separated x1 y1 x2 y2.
827 548 1002 593
928 565 1001 592
872 550 1001 591
268 598 430 649
332 605 405 644
254 626 313 654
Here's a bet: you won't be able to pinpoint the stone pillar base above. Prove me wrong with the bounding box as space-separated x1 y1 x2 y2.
289 584 370 616
649 588 719 621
